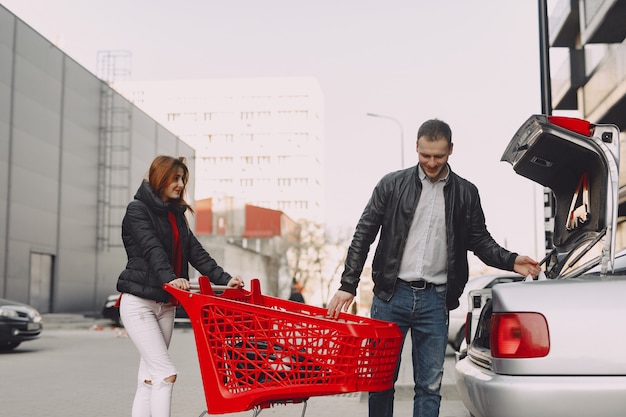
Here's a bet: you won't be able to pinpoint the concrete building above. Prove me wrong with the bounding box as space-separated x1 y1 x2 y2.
547 0 626 246
0 6 194 313
1 5 305 313
113 77 325 224
195 199 300 299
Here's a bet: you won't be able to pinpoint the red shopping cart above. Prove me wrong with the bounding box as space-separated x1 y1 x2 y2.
164 277 403 416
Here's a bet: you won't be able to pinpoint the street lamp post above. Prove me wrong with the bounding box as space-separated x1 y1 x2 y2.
366 113 404 168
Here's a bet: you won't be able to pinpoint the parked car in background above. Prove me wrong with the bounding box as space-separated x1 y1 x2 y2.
455 115 625 417
448 273 524 351
0 298 43 351
101 294 123 327
102 293 190 327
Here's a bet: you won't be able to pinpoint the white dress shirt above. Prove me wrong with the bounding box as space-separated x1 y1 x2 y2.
397 164 449 285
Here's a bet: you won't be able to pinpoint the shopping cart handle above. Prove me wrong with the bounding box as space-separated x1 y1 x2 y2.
189 283 230 293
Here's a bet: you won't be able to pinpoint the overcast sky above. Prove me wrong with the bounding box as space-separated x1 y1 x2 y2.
2 0 551 260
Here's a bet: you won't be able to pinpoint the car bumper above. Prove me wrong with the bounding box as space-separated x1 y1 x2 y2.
455 356 626 417
0 321 42 343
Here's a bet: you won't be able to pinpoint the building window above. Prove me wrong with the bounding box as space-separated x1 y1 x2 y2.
294 110 308 119
278 200 309 210
276 109 308 119
277 201 292 210
202 156 217 165
208 112 236 121
251 200 271 208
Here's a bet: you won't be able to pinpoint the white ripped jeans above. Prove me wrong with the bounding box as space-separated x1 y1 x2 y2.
119 293 177 417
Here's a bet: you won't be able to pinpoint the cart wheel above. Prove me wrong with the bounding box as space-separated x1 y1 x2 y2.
250 401 308 417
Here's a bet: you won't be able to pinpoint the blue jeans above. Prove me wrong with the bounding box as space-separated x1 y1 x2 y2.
369 282 448 417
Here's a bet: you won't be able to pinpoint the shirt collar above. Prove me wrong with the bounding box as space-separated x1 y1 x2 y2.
418 164 450 184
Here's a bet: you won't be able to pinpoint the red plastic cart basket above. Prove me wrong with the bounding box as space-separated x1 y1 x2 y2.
164 277 403 415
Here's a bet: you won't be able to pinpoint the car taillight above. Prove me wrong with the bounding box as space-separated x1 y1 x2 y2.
490 312 550 358
547 115 593 137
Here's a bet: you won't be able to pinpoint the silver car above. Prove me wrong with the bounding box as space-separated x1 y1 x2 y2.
447 272 523 351
455 115 626 417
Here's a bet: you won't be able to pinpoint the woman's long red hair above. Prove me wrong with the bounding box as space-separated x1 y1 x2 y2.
148 155 195 214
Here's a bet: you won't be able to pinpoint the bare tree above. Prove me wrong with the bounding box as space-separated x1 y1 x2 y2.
286 221 353 307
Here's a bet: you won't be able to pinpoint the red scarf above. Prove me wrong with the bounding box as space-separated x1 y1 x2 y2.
167 210 183 277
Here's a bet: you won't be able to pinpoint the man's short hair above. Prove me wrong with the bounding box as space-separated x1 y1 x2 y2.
417 119 452 146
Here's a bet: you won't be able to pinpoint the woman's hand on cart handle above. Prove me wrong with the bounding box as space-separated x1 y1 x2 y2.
227 276 245 289
326 290 354 319
169 277 190 290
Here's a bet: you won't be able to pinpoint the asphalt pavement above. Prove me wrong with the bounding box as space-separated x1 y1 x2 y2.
3 314 470 417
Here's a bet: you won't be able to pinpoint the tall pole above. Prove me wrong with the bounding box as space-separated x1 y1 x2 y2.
366 113 404 168
538 0 554 255
538 0 552 116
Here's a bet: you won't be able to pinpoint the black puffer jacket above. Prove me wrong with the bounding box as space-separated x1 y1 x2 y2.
117 180 232 303
339 165 517 311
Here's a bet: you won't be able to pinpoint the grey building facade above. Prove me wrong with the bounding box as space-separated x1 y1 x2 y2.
0 5 194 314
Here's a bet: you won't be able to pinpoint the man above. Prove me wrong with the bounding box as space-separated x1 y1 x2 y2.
327 119 540 417
289 278 306 303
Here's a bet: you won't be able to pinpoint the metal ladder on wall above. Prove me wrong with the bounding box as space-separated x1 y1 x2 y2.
96 50 132 250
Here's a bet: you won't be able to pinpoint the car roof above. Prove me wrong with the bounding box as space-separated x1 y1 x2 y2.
0 298 33 308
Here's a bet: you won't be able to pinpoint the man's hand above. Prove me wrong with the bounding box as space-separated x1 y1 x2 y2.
326 290 355 319
514 255 541 278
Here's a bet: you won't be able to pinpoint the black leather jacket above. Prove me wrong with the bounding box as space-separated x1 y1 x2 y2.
117 180 232 303
339 165 517 311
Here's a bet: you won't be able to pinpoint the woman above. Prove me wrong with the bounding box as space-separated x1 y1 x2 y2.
116 155 244 417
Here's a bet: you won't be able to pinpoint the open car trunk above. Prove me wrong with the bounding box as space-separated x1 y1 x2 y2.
500 115 620 277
